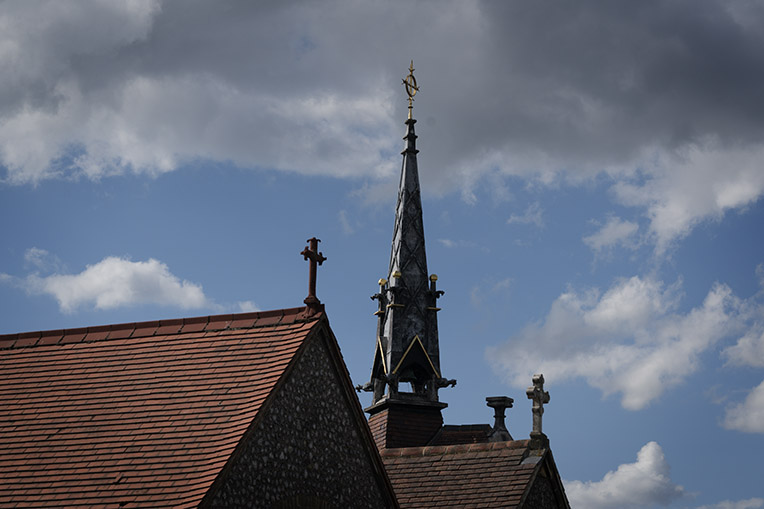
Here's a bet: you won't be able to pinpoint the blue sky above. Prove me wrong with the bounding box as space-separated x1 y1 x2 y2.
2 1 764 507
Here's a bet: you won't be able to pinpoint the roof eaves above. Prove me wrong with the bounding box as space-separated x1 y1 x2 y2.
381 439 531 459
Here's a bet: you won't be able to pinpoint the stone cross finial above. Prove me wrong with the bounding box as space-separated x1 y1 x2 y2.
300 237 326 315
526 374 550 435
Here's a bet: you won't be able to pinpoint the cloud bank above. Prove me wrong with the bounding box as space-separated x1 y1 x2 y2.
3 1 764 252
720 269 764 434
488 276 746 410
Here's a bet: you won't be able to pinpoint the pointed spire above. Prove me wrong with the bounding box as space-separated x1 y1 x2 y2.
360 63 455 408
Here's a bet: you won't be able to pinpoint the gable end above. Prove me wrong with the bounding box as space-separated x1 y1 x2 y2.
201 319 397 508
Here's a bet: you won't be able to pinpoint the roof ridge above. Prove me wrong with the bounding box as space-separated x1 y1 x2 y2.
0 306 320 350
380 438 531 458
441 423 492 430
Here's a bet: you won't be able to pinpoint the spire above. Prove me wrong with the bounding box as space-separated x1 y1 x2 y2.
359 63 455 410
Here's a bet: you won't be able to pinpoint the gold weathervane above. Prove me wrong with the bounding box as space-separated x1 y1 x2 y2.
402 60 419 119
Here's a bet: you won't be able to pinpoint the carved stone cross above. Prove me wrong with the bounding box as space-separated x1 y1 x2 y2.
301 237 326 313
526 374 550 436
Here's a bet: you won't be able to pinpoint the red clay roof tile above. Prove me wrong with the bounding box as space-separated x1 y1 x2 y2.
105 324 134 340
154 319 183 335
61 327 88 344
130 321 158 338
204 314 233 331
14 332 40 347
0 306 318 508
84 326 111 342
179 316 207 334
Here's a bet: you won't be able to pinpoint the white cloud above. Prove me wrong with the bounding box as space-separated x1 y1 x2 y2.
565 442 684 509
0 73 397 184
583 216 639 252
22 247 64 273
487 276 743 410
470 277 511 308
613 144 764 254
236 300 260 313
437 238 488 252
0 0 162 182
338 210 355 235
23 256 210 313
507 202 544 228
714 267 764 435
697 498 764 509
723 379 764 434
723 327 764 368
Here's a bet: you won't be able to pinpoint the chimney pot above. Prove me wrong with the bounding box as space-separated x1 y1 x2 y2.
486 396 513 442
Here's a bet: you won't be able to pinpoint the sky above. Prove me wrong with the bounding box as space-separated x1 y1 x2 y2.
1 1 764 507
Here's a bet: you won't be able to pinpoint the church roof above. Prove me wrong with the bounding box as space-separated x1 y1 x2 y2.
381 440 567 508
0 307 386 508
427 424 492 446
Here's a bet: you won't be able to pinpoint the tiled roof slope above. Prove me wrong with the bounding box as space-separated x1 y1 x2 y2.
0 307 320 508
382 441 565 508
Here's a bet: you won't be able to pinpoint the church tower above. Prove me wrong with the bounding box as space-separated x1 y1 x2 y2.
358 62 456 449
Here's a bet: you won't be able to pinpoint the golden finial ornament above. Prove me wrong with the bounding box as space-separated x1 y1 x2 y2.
402 60 419 119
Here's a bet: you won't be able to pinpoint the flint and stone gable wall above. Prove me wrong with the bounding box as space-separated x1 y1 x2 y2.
522 459 567 509
207 331 391 508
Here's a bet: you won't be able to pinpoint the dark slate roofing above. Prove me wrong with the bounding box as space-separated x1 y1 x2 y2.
381 440 551 508
0 307 322 508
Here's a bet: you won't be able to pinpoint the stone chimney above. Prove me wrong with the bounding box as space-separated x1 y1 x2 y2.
486 396 513 442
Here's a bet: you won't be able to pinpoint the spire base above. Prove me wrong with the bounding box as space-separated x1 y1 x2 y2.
366 397 447 450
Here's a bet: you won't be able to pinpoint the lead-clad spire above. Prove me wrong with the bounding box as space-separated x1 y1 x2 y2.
359 63 455 408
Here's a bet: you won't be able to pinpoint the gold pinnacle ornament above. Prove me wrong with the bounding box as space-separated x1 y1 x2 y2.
402 60 419 119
